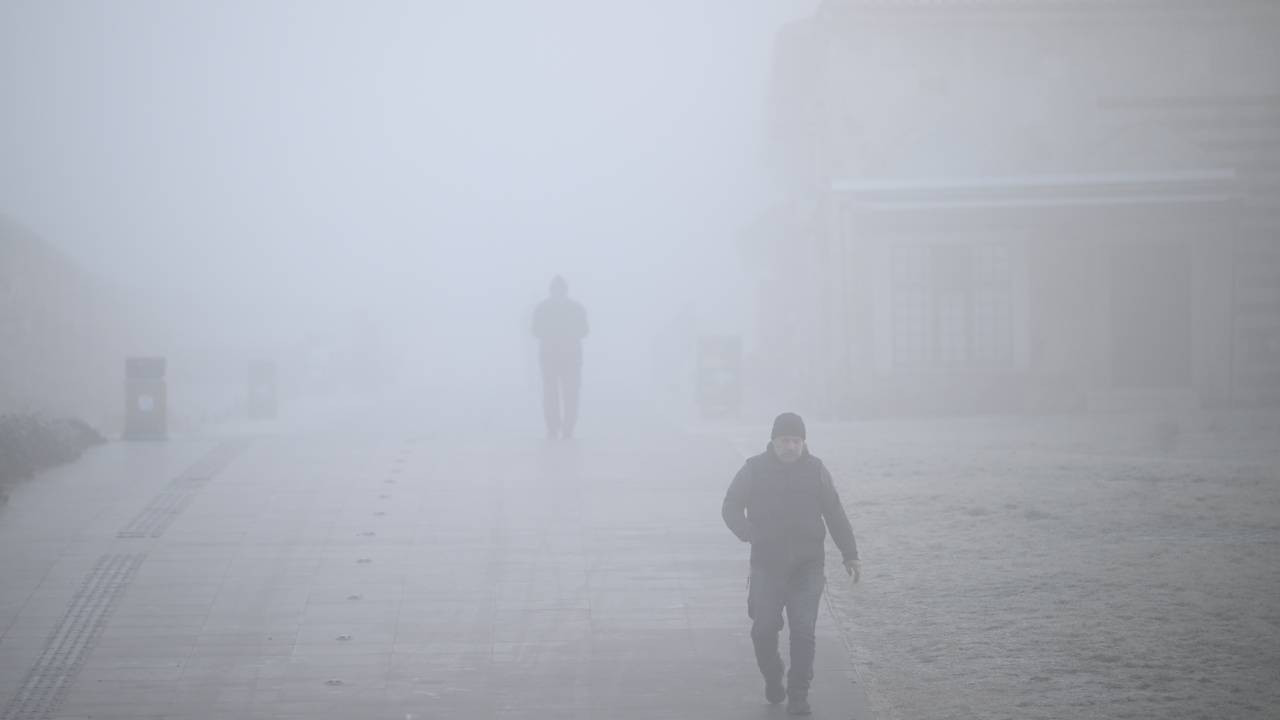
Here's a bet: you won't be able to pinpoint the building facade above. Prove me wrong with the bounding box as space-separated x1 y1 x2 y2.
747 0 1280 414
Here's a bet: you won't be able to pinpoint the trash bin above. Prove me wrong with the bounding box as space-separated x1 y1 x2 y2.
247 360 277 419
696 335 742 418
123 356 167 440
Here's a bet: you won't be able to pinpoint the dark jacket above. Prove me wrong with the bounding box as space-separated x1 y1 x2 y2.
722 446 858 568
532 297 589 357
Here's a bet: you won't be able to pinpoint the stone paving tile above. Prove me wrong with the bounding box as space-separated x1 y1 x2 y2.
0 430 870 720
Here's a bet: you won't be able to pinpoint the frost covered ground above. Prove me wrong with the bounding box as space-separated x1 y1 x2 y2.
728 411 1280 720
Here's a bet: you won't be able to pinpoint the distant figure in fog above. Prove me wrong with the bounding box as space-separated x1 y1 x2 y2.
722 413 859 716
532 275 588 440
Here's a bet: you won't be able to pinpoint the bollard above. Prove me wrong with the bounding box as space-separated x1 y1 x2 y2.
123 356 167 440
247 360 277 419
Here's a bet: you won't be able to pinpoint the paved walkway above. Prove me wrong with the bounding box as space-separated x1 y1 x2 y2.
0 413 870 719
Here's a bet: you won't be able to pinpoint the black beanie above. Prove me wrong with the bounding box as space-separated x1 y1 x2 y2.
771 412 806 440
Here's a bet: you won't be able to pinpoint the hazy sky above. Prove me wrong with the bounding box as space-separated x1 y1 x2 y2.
1 1 818 377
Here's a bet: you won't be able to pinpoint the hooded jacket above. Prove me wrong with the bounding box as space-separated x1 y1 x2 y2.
532 295 589 357
722 446 858 569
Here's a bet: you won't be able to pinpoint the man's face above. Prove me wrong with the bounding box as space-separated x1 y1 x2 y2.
771 436 805 463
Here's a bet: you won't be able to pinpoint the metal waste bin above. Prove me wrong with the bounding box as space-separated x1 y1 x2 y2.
247 360 277 419
124 356 167 440
696 335 742 418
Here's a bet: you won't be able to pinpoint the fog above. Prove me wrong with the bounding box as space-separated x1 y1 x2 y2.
3 3 1280 719
2 1 810 411
6 1 1277 425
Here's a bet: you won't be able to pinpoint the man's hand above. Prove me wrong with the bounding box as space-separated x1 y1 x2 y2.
843 557 860 584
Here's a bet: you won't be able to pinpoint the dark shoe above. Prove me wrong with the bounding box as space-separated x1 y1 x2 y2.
764 677 786 705
786 694 811 716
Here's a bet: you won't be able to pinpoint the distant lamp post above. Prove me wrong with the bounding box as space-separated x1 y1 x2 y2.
123 356 167 440
247 360 277 419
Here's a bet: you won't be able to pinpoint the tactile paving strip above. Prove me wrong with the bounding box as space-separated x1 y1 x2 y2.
181 438 250 480
0 553 146 720
117 439 248 539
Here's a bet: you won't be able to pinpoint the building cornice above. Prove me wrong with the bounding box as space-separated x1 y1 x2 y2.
817 0 1278 21
832 169 1238 210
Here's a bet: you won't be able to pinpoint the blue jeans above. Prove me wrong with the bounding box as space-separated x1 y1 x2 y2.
747 559 825 695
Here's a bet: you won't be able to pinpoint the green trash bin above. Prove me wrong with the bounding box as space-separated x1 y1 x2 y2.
123 356 167 440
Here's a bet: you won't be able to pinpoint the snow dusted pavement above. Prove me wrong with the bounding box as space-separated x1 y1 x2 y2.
11 401 1271 720
0 415 871 719
715 413 1280 720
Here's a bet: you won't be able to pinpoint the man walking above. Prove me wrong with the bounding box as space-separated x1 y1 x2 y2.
531 275 589 440
721 412 860 715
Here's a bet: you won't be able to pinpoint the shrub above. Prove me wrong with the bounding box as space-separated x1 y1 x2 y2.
0 413 105 483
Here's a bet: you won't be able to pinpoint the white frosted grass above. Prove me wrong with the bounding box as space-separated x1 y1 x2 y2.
812 413 1280 720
